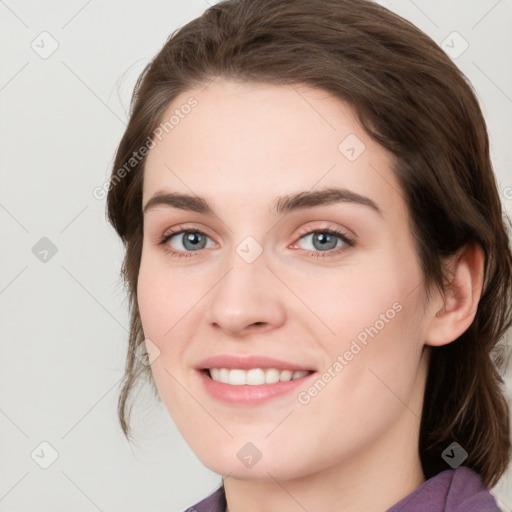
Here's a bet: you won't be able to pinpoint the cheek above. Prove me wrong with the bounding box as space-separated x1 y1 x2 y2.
137 263 169 342
136 252 203 346
136 260 193 416
290 277 427 463
288 244 427 405
279 250 419 339
136 252 215 403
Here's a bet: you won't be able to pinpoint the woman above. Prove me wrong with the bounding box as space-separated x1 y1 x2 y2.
106 0 512 510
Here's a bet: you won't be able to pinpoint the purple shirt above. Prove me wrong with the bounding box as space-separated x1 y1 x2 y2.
185 467 501 512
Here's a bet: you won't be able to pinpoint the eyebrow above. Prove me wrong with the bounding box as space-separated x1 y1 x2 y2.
142 187 382 217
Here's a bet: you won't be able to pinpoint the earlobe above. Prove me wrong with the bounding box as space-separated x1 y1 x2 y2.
425 243 485 347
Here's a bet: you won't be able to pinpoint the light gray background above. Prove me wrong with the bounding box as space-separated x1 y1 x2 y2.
1 0 511 510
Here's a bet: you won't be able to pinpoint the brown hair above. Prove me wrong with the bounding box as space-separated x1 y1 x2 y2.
106 0 512 488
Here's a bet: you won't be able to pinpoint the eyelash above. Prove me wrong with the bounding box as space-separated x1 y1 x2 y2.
157 226 355 259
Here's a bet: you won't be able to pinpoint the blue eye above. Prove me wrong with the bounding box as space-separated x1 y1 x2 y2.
158 227 354 258
160 230 215 256
292 228 355 258
298 231 348 252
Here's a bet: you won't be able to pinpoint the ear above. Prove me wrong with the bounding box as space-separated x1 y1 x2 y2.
424 243 485 347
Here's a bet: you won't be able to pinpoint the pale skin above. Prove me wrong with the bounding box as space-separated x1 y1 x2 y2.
137 79 484 512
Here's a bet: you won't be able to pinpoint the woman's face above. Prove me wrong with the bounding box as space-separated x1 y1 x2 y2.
138 79 432 480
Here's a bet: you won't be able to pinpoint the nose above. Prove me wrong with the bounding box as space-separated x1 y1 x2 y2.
204 254 287 337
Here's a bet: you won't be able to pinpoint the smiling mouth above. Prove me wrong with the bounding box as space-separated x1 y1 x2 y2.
203 368 314 385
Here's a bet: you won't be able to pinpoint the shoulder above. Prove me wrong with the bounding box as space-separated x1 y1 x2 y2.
183 484 226 512
444 467 502 512
387 466 501 512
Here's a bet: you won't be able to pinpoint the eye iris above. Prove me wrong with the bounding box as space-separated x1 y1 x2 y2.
313 232 338 251
183 232 206 250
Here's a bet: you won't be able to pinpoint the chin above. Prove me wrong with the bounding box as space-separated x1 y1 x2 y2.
196 444 310 482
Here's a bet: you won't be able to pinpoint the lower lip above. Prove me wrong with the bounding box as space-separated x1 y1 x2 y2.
197 370 316 405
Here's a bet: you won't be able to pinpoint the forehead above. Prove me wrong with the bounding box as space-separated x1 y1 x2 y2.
142 79 402 215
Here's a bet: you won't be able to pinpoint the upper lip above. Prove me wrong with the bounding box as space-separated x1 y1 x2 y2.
196 354 315 372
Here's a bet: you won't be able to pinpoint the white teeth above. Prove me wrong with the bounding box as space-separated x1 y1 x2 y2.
219 368 229 383
246 368 265 385
228 369 246 386
207 368 311 385
280 370 293 381
210 368 221 381
265 368 280 384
